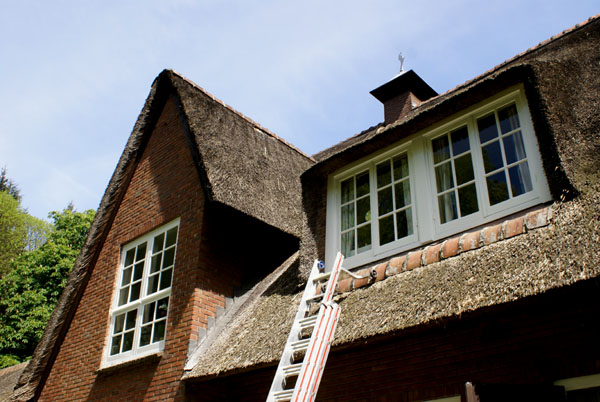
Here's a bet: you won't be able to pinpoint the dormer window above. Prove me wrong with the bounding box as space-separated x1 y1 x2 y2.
326 87 551 269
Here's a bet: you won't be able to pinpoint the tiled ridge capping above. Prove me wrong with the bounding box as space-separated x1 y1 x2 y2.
330 206 552 295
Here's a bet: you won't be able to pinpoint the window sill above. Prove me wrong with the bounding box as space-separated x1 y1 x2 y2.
96 352 162 376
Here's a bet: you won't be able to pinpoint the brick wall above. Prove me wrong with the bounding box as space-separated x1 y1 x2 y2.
38 95 242 401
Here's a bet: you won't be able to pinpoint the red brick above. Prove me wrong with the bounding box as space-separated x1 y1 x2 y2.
481 223 503 246
353 276 370 289
406 250 423 271
460 230 481 253
386 255 406 276
525 207 549 230
441 237 459 259
374 262 387 281
504 216 525 239
423 244 441 266
337 278 353 293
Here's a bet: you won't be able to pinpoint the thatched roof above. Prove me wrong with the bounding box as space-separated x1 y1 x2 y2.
0 363 27 402
185 15 600 380
11 70 313 401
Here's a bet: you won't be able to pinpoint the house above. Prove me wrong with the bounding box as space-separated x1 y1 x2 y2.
9 14 600 402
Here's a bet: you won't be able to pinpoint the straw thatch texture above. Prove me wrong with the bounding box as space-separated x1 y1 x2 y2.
0 363 27 402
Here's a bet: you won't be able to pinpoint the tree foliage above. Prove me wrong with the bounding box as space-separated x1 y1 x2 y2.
0 167 21 202
0 208 95 365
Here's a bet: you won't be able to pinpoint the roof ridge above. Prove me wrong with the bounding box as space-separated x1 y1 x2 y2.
166 69 315 163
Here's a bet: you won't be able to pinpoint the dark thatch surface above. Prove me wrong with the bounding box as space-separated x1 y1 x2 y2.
0 363 27 402
186 15 600 380
11 70 312 401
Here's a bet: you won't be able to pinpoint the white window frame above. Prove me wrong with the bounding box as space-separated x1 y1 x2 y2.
326 86 551 269
103 218 180 367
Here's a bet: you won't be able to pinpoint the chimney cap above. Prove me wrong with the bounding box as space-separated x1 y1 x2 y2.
370 70 437 104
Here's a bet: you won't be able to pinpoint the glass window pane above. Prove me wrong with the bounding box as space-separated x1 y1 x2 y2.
509 162 533 197
118 288 129 306
122 331 134 352
157 297 169 319
486 171 509 205
135 243 147 262
357 224 371 253
341 231 355 258
376 161 391 188
396 208 413 239
159 268 172 291
140 325 152 347
458 184 479 217
153 321 166 343
503 131 527 164
121 267 132 286
356 171 370 197
165 227 178 248
379 215 394 245
111 335 122 355
114 313 125 334
435 162 454 193
341 178 354 204
151 255 161 274
129 282 141 302
454 153 475 185
477 114 498 143
432 135 450 164
147 274 159 295
162 248 175 269
133 262 144 281
498 104 520 134
125 310 136 330
153 233 165 253
481 141 504 173
143 302 155 324
356 197 371 225
341 204 354 231
438 192 458 224
377 187 393 216
394 180 411 209
392 154 409 179
124 249 135 267
451 126 470 156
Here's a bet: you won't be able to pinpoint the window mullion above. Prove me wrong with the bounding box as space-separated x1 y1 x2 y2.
369 164 379 250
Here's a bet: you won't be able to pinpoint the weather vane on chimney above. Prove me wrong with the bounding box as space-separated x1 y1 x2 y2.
398 53 405 72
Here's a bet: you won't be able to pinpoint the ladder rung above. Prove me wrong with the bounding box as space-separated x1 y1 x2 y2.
291 338 310 352
282 362 303 377
298 315 317 328
312 271 331 282
272 389 293 401
306 293 324 303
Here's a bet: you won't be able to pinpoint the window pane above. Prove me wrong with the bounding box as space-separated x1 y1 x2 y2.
394 180 411 209
143 302 155 324
153 233 165 253
147 274 159 294
129 282 141 302
341 231 355 258
341 204 354 231
498 104 520 133
378 216 394 245
357 224 371 253
481 141 504 173
122 331 134 352
435 162 454 192
454 153 475 185
356 171 370 197
486 171 509 205
451 126 470 156
140 325 152 347
157 297 169 319
166 227 178 248
162 248 175 269
125 310 137 330
159 268 172 290
150 255 161 273
396 208 413 238
356 197 371 225
432 135 450 164
377 187 393 216
118 288 129 306
153 321 166 343
341 178 354 204
111 335 122 355
509 162 533 197
392 154 409 179
135 243 147 262
124 249 135 267
121 267 132 286
133 262 144 281
438 192 458 224
458 184 479 216
503 131 527 164
477 114 498 143
114 313 125 333
376 161 391 188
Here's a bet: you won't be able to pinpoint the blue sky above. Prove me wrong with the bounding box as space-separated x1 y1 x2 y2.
0 1 597 219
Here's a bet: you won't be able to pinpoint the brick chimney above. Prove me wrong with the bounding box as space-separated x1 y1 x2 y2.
370 70 437 125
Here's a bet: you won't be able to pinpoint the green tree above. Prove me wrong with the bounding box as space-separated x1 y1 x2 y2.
0 167 21 202
0 207 95 366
